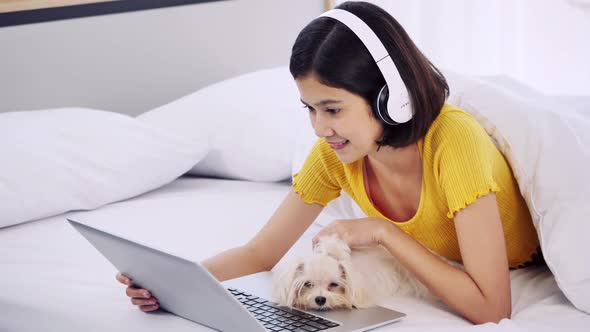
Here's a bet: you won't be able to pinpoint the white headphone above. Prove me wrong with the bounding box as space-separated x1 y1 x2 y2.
319 9 413 125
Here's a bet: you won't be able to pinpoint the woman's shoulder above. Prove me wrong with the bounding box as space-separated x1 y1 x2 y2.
430 103 479 129
426 103 489 144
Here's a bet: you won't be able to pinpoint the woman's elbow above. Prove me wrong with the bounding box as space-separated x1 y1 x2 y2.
471 302 512 325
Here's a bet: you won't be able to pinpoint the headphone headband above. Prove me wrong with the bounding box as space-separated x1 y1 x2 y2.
319 9 412 124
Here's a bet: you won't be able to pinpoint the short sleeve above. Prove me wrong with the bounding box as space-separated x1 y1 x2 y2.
434 112 500 219
292 139 342 206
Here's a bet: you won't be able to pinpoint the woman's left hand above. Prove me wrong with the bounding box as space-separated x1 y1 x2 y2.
312 217 394 249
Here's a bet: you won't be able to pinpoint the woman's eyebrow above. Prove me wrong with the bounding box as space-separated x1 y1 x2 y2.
300 99 343 107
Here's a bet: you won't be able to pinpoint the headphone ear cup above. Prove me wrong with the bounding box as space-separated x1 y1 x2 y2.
374 84 396 125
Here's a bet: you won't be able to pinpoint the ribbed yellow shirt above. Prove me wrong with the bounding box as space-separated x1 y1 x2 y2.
293 104 539 268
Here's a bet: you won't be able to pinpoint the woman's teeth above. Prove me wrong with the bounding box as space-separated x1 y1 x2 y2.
329 140 349 150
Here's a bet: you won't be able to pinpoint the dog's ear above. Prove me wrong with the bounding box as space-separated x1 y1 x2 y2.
295 263 304 275
339 260 373 309
339 262 347 280
338 260 351 294
271 259 304 307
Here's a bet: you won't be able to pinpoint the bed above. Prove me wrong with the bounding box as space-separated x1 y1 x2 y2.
1 84 589 332
1 58 589 332
1 1 589 331
1 176 588 332
0 177 318 331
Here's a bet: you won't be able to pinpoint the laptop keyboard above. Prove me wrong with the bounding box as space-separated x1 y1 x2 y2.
228 287 341 331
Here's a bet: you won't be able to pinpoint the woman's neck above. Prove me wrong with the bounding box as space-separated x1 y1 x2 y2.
366 143 421 179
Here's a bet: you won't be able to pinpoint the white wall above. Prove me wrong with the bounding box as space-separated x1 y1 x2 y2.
0 0 325 115
3 0 586 116
520 0 590 95
334 0 590 96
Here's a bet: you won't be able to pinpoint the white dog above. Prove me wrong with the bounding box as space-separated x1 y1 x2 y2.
272 235 462 310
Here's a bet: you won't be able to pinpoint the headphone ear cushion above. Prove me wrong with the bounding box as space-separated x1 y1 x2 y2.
374 84 396 125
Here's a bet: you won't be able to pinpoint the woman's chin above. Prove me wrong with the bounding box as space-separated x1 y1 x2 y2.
334 151 360 164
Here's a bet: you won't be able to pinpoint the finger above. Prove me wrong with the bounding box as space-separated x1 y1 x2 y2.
126 286 151 299
312 235 322 248
139 304 160 312
313 229 328 243
132 297 158 306
313 232 330 245
116 273 132 286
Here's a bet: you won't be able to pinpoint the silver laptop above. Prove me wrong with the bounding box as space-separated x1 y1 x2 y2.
67 219 406 332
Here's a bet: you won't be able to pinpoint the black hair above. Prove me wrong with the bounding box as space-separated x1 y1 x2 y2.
289 1 449 148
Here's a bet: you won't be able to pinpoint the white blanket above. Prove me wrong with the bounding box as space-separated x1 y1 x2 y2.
1 177 588 331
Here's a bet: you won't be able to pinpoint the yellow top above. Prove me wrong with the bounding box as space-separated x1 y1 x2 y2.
293 104 539 268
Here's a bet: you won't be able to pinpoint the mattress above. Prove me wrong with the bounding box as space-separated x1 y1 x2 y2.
0 176 588 331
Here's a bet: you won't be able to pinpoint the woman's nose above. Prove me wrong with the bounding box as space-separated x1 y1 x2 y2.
312 113 334 138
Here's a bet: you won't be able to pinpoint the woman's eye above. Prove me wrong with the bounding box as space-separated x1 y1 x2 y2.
304 281 313 288
302 105 340 114
329 282 339 288
302 105 315 112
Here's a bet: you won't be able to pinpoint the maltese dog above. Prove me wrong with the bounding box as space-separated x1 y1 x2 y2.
272 235 462 310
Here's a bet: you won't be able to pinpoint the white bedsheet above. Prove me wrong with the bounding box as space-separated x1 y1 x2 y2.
0 177 588 331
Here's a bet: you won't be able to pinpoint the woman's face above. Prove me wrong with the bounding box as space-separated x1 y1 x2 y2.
295 73 383 164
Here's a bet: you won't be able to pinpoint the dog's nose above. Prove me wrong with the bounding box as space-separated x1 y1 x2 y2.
315 296 326 306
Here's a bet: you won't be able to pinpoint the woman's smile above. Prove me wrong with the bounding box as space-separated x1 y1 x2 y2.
328 139 350 150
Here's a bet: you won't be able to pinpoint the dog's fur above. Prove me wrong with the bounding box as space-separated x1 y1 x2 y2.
272 235 462 310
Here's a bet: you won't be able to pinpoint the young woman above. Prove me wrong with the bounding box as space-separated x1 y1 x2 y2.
116 1 542 324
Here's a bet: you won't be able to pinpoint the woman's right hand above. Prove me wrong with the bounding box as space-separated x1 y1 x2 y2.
116 272 160 312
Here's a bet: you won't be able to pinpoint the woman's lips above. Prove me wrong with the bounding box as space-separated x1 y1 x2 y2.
328 140 349 150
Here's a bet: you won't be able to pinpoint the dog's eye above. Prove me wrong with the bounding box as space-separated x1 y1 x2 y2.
303 281 313 288
329 282 339 288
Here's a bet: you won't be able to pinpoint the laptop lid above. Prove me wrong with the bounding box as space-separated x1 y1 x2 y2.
67 219 266 332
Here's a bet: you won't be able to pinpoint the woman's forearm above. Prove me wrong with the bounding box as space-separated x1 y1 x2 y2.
201 245 269 282
377 221 511 324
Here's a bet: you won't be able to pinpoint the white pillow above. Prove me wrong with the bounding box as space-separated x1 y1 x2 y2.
448 77 590 315
137 66 302 182
0 108 207 228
